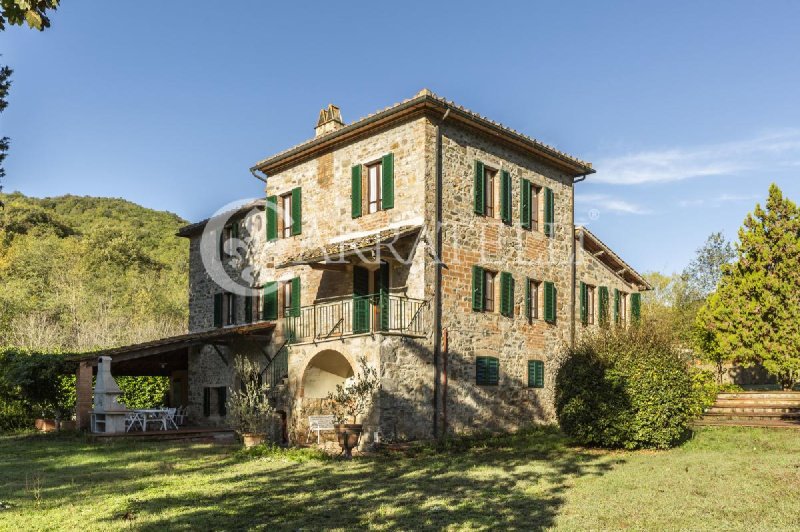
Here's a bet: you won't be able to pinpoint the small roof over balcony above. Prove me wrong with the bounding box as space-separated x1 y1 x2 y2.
575 226 652 291
277 221 423 269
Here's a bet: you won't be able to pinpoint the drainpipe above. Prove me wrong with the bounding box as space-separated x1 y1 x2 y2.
570 173 589 349
432 108 450 439
250 168 268 184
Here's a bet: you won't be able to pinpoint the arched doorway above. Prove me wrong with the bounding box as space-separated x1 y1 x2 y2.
301 349 354 399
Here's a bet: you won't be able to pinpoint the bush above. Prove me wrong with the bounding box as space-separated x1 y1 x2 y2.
555 326 698 449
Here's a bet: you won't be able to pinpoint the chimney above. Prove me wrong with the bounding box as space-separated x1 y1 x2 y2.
315 104 344 137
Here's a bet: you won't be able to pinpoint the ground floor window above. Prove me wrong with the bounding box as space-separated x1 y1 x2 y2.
476 356 499 386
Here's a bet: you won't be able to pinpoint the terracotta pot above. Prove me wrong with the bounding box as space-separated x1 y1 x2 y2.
335 424 363 458
35 419 58 432
241 432 268 448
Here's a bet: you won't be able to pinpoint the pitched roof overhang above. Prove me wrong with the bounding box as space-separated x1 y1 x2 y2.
576 227 652 291
277 224 423 269
251 90 596 178
177 199 265 238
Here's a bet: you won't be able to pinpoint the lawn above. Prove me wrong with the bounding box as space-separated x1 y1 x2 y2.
0 426 798 530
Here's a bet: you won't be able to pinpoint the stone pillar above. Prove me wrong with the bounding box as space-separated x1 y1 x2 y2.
75 361 93 431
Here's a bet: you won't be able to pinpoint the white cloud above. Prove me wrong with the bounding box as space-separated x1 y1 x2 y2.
678 193 760 209
592 130 800 185
576 193 651 215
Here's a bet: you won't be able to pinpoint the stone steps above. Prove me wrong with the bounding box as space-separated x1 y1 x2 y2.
699 391 800 428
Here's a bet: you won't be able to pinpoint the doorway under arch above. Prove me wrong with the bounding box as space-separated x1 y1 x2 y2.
301 349 354 399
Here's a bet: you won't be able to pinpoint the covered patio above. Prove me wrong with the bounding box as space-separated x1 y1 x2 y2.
73 322 276 432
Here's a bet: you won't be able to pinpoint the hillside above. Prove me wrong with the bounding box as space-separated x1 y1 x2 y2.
0 192 189 351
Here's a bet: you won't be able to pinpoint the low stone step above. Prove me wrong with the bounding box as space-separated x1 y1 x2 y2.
713 399 800 407
717 392 800 401
694 418 800 429
707 406 800 414
702 412 800 421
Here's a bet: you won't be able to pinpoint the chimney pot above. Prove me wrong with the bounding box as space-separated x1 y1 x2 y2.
315 104 344 137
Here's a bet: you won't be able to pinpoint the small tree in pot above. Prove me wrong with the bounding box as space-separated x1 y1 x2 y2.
227 356 276 447
326 357 379 458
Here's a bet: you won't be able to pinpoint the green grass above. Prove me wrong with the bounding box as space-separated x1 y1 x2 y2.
0 426 799 530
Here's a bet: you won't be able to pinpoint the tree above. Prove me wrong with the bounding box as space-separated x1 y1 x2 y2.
682 232 736 300
693 292 732 384
0 1 59 31
704 184 800 389
0 62 10 206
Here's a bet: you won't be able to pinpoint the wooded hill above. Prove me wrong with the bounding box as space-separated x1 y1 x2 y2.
0 192 189 351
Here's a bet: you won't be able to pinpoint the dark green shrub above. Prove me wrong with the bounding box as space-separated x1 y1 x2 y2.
556 326 697 449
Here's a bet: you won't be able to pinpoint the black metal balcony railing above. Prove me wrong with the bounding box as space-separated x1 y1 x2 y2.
283 294 429 343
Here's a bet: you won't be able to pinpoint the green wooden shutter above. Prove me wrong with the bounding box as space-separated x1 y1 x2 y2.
291 187 302 235
213 293 223 328
378 261 390 331
217 386 227 416
476 356 499 386
614 288 620 325
266 195 278 241
472 265 485 311
353 266 370 333
500 271 513 317
244 295 253 323
579 282 588 325
203 387 211 417
520 178 531 229
598 286 609 327
528 360 544 388
525 278 531 321
291 277 301 317
474 160 485 215
381 153 394 210
543 187 555 237
500 170 511 224
631 292 641 323
351 165 362 218
544 281 556 323
262 281 278 320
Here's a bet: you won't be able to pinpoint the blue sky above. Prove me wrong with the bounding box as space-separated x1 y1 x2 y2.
3 1 800 273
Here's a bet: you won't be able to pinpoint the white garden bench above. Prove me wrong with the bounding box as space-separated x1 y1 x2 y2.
307 415 335 444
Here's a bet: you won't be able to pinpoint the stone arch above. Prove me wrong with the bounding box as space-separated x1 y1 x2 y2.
300 349 355 399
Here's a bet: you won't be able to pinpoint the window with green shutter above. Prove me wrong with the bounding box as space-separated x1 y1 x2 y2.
262 281 278 320
244 295 253 323
579 282 588 325
213 293 223 328
631 292 641 323
543 281 556 323
525 278 540 321
500 170 511 224
500 271 514 317
474 160 485 215
528 360 544 388
203 387 211 417
614 288 620 325
598 286 609 327
472 265 485 311
381 153 394 210
290 187 302 236
290 277 301 317
520 178 532 229
351 164 362 218
476 356 499 386
266 195 278 241
543 187 555 237
217 386 227 416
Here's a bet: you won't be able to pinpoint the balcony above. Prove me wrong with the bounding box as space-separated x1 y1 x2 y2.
282 294 429 344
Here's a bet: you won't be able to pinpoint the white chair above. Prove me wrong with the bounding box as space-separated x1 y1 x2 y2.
307 415 335 444
164 408 179 430
125 412 144 432
174 406 187 426
144 410 168 431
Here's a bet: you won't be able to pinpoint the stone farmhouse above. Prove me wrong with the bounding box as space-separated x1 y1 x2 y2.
74 90 650 442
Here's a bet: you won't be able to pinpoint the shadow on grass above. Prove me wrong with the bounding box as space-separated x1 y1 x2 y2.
0 427 622 530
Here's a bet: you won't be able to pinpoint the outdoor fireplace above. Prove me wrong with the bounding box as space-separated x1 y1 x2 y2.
91 356 129 433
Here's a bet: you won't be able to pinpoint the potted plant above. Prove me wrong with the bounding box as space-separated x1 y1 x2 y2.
227 356 276 447
326 357 379 458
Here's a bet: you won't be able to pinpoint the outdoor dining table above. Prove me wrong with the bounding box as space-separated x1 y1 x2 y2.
133 409 168 432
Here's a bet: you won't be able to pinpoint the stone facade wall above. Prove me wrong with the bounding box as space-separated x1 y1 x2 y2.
436 120 575 430
573 242 640 341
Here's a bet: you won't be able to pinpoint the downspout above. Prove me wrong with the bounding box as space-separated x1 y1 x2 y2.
250 168 268 184
570 173 588 349
432 108 450 439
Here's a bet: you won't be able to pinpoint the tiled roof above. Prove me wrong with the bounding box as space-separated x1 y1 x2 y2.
177 199 265 237
252 89 594 176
